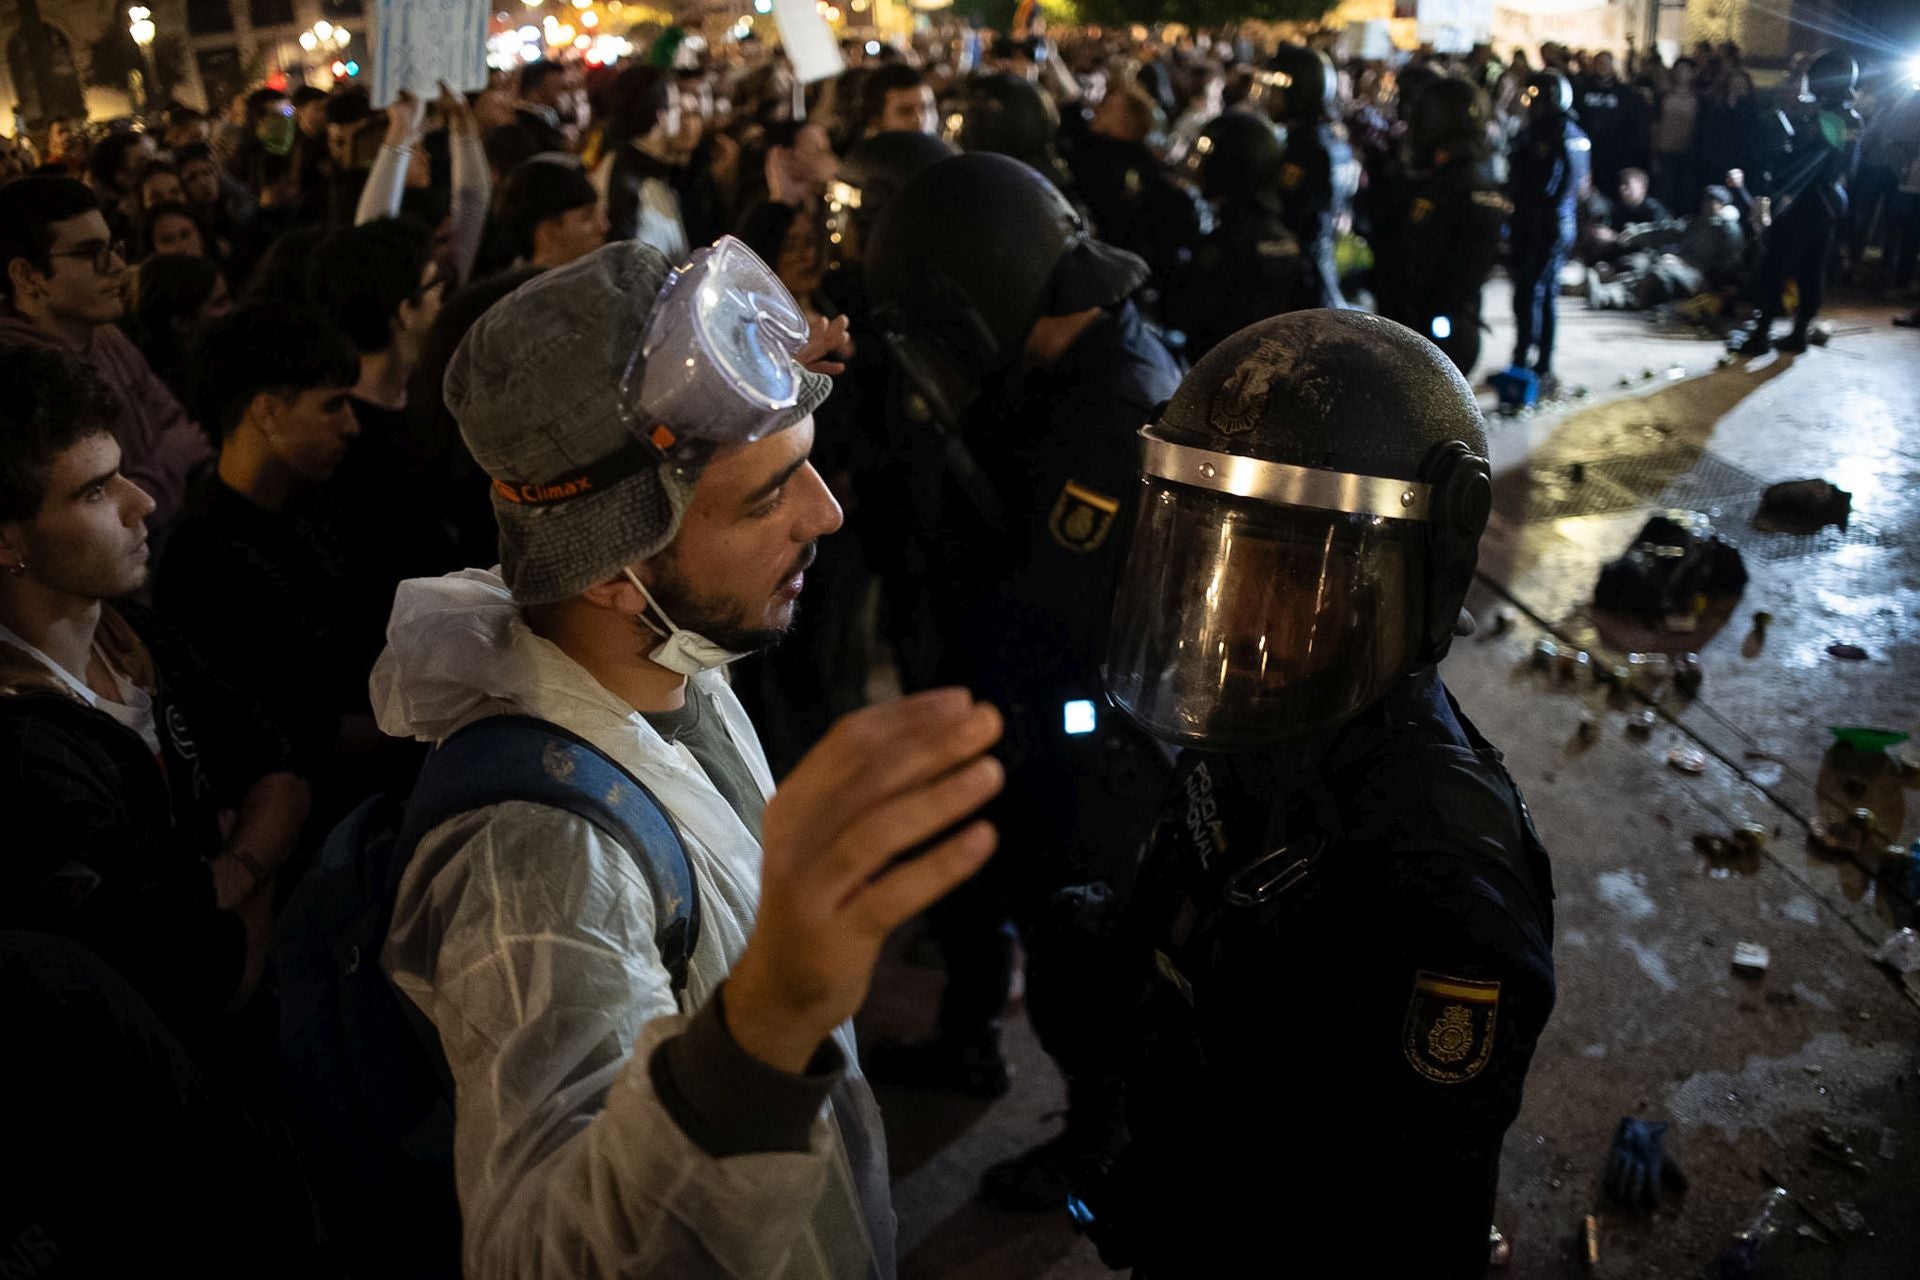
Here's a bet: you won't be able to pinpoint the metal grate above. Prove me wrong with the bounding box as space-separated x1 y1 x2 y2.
1494 446 1765 523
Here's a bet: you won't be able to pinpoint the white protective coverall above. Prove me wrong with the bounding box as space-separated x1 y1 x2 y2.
371 568 895 1279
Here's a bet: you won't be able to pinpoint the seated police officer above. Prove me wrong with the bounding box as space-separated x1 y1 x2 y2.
1074 311 1556 1277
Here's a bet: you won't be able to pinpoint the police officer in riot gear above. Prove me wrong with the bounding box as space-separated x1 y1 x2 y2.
1165 110 1304 362
948 71 1082 206
861 152 1181 1210
1746 51 1860 355
1508 69 1590 392
1072 311 1556 1276
1261 43 1359 309
1373 77 1511 376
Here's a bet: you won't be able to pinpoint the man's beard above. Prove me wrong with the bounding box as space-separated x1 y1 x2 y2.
638 541 817 656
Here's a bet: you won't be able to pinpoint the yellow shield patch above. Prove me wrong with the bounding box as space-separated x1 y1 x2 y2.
1410 197 1435 225
1402 970 1500 1084
1048 480 1119 553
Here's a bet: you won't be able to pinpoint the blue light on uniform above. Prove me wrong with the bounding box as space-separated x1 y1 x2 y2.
1063 699 1097 736
1430 315 1452 341
344 60 360 76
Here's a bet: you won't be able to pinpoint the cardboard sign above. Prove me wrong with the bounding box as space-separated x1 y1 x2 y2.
372 0 491 108
771 0 845 85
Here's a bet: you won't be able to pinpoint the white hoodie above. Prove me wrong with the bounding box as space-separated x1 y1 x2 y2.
372 568 894 1279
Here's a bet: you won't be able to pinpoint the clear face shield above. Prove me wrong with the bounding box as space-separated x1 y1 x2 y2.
617 234 812 470
1105 426 1432 750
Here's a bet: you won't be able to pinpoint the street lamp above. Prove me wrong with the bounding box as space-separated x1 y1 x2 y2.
300 21 351 56
128 7 157 113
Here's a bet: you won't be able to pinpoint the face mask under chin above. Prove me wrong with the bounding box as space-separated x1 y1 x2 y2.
623 567 782 677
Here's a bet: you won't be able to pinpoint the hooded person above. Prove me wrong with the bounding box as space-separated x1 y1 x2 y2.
860 153 1181 1212
1074 311 1556 1276
368 237 1008 1278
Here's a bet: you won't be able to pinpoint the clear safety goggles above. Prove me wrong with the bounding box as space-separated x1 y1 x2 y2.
616 235 810 460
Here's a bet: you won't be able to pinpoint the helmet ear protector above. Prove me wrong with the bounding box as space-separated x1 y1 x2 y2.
1418 439 1493 665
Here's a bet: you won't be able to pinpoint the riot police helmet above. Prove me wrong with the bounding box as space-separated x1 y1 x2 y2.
948 71 1060 167
1804 50 1857 106
865 152 1149 430
1261 43 1337 123
828 130 957 255
1406 76 1492 168
1186 110 1285 207
1521 70 1573 126
1105 311 1493 748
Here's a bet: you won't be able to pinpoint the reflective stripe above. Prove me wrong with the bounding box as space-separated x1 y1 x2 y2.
1137 426 1433 522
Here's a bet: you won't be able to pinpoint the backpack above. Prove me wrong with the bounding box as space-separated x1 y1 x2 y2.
272 715 702 1278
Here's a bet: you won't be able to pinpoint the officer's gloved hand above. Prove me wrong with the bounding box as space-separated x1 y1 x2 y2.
1604 1116 1689 1210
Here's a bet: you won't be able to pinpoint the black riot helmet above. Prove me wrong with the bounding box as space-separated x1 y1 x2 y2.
1405 76 1493 170
1186 110 1285 208
948 71 1060 168
1804 50 1858 107
1521 70 1573 127
1105 311 1493 749
827 130 956 262
865 152 1149 431
1260 43 1337 124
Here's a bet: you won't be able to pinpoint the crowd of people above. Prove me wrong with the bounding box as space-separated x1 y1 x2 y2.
0 19 1911 1278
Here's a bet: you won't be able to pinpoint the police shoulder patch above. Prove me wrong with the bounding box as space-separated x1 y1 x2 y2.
1402 970 1500 1084
1409 197 1434 225
1280 163 1304 189
1048 480 1120 553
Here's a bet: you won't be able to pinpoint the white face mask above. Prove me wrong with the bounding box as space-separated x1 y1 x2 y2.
623 567 748 677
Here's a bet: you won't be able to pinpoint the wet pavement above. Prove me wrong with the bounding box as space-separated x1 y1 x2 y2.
856 287 1920 1278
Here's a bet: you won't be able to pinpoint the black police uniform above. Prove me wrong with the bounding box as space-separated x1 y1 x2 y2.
919 300 1181 1081
1374 158 1511 375
1166 202 1304 363
1059 114 1203 301
1277 122 1360 309
1508 115 1590 376
1086 670 1556 1276
1752 98 1859 349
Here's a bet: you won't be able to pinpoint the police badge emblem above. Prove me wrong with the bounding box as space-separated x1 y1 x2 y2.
1402 970 1500 1083
1049 480 1120 553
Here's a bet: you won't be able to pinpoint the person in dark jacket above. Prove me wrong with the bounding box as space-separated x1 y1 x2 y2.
483 61 573 177
862 153 1180 1211
1576 52 1652 200
1263 44 1359 309
0 345 308 1059
1059 81 1203 298
1165 110 1305 362
1373 77 1510 376
1508 70 1591 389
1077 312 1554 1278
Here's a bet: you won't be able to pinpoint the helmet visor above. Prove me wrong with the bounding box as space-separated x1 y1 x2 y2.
619 235 810 457
1105 477 1424 749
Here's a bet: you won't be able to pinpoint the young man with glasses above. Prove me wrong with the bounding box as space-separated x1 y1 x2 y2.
0 176 212 533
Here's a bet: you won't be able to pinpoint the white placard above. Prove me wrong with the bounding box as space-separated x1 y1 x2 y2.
372 0 491 108
771 0 846 85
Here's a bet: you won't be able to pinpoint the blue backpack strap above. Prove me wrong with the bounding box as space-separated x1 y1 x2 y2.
393 715 702 993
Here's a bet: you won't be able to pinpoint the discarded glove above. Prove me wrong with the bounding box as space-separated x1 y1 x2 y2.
1605 1116 1690 1210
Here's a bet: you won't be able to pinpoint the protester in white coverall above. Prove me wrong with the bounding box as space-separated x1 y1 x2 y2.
372 238 1005 1278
